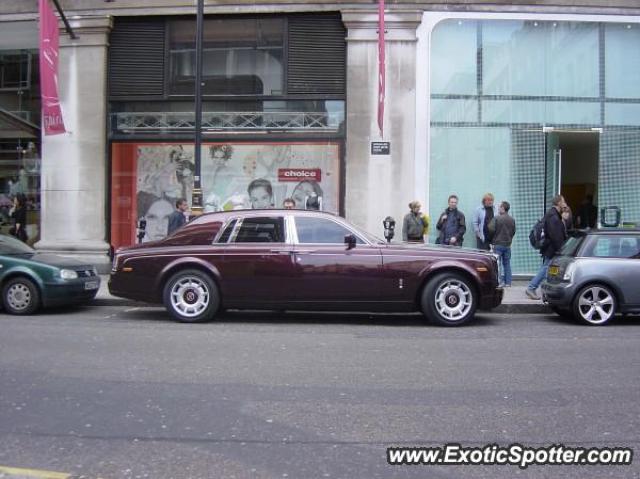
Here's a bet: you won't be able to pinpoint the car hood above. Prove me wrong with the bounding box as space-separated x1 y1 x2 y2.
9 253 96 270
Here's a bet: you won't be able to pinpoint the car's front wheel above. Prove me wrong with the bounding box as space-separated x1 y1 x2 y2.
2 277 41 315
573 284 616 325
421 272 477 326
163 269 220 323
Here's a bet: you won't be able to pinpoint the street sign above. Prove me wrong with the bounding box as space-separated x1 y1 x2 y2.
371 142 390 155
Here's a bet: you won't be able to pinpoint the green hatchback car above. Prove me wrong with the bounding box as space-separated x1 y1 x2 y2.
0 234 100 315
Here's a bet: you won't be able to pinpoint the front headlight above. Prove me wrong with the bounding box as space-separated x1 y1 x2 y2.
562 262 576 282
60 269 78 280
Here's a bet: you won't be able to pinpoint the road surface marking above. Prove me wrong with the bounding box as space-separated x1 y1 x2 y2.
0 465 70 479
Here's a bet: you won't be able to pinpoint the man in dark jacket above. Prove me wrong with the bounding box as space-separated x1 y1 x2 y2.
526 194 568 299
491 201 516 287
436 194 466 246
167 198 189 236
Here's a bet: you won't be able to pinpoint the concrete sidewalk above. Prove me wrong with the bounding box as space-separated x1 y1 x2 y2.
94 276 550 314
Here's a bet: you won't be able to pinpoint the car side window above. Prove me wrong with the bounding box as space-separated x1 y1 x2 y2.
234 217 285 243
618 237 640 258
295 217 364 244
585 235 640 258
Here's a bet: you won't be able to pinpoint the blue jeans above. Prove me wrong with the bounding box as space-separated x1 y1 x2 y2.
494 245 512 285
528 257 551 291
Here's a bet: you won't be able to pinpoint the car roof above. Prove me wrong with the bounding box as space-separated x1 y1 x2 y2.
583 228 640 235
189 209 341 225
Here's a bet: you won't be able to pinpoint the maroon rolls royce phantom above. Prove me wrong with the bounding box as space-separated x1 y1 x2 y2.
109 210 503 326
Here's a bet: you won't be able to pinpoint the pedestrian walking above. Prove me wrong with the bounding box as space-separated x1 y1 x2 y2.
402 201 429 243
490 201 516 287
9 193 28 243
472 193 497 250
436 194 466 246
526 195 568 300
167 198 189 236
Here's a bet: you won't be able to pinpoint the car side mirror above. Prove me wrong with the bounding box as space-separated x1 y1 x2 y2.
344 234 357 250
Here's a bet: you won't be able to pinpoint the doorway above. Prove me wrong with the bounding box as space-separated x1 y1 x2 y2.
544 130 600 223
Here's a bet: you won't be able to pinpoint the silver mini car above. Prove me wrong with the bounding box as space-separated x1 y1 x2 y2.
541 229 640 325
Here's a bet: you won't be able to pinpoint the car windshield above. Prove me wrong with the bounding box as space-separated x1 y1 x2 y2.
558 235 584 256
0 234 35 255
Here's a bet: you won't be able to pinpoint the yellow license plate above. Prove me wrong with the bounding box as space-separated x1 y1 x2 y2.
548 265 559 276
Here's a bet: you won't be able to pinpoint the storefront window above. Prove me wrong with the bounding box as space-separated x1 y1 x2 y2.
111 141 341 249
483 21 599 98
430 18 640 273
169 18 284 96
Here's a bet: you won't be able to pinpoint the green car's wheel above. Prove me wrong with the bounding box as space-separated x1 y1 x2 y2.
2 277 41 315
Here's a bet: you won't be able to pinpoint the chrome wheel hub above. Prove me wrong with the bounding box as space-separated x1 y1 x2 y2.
7 283 31 311
435 279 473 321
170 277 210 318
578 286 614 324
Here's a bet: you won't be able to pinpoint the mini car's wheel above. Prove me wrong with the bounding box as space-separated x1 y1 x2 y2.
572 284 616 326
2 277 40 315
421 272 477 326
163 269 220 323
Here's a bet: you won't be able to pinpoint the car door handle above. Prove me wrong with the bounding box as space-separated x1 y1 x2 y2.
295 249 317 254
270 249 292 254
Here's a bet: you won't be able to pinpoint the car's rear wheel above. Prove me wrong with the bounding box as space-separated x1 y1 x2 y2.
2 277 40 315
421 272 477 326
572 284 616 326
163 269 220 323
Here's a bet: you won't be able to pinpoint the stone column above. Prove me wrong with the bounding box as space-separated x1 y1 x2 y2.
35 16 113 272
342 10 422 237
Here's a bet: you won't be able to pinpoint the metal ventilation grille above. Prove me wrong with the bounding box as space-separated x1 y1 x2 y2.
287 15 346 95
108 20 166 98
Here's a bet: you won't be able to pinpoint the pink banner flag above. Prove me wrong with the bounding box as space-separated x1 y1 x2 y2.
377 0 385 137
39 0 66 135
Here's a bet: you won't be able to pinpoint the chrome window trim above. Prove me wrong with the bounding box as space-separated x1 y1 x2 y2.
212 217 239 244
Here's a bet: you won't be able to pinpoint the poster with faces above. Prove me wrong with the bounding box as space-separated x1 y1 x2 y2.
135 142 340 242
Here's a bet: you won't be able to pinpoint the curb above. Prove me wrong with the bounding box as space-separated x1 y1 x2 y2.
92 297 552 314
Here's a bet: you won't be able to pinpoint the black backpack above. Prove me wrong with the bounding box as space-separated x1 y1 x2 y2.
529 218 546 249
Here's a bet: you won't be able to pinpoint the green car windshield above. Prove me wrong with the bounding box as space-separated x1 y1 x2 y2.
0 234 35 255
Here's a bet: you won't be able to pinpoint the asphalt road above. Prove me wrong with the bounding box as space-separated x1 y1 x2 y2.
1 307 639 479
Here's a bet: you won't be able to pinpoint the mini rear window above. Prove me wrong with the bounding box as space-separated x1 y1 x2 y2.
558 235 584 257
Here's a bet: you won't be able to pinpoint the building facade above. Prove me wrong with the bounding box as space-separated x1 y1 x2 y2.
1 0 639 273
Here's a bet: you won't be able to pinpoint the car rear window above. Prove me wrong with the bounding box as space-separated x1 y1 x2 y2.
558 235 584 257
582 235 640 258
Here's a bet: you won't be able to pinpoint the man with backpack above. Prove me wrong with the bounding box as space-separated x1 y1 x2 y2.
526 194 568 300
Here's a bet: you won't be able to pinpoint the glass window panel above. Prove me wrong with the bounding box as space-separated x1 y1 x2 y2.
431 19 478 95
295 217 358 244
431 99 478 123
483 21 599 97
605 103 640 126
429 127 545 274
605 23 640 98
169 17 284 95
599 131 640 227
235 217 285 243
482 100 600 125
